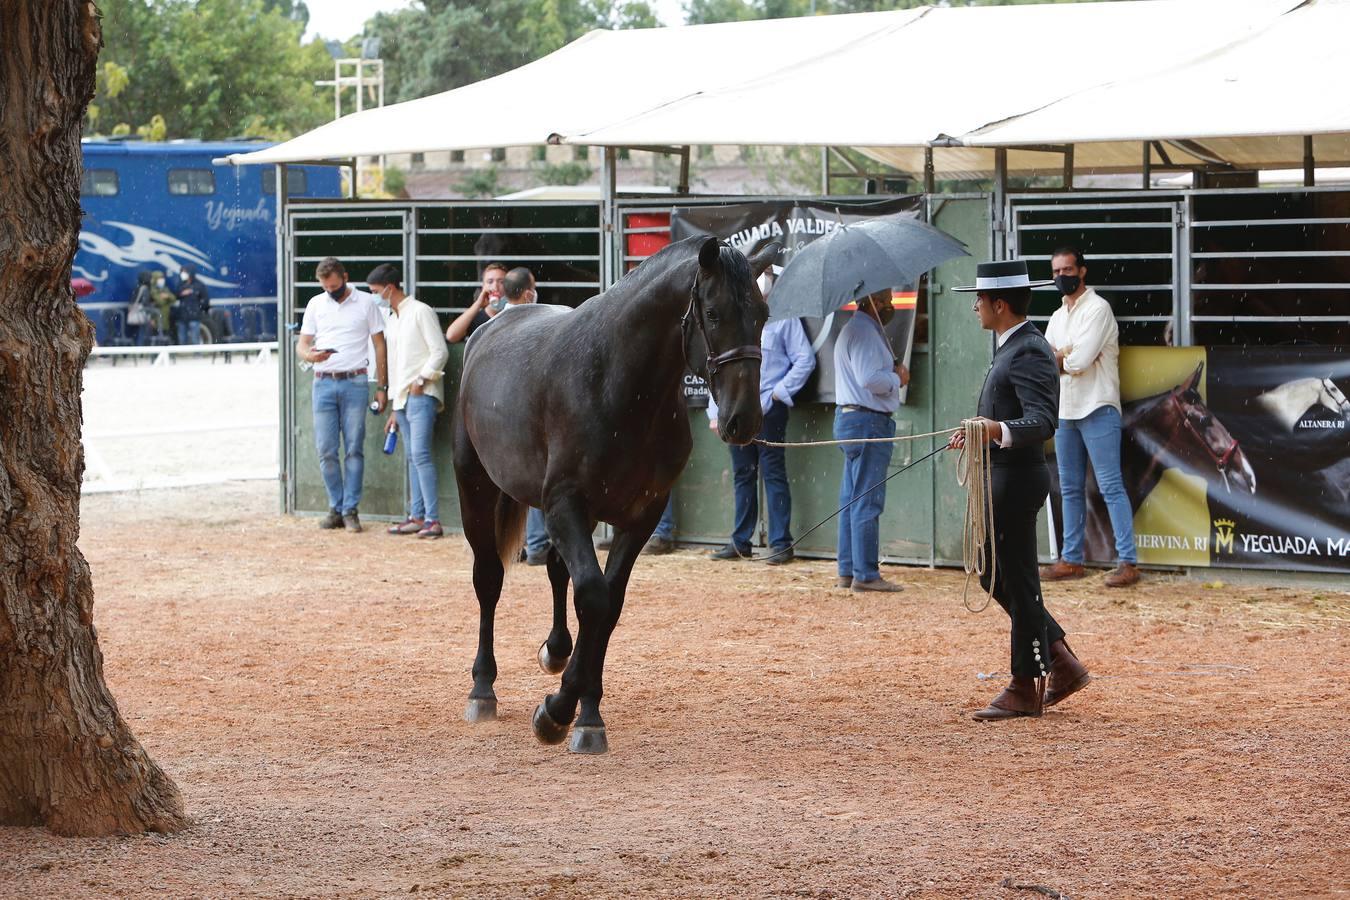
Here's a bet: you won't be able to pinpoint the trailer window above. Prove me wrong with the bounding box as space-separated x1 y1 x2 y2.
262 168 308 195
80 169 119 196
168 169 216 195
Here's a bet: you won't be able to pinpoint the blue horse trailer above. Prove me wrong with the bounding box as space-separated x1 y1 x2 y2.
77 139 342 344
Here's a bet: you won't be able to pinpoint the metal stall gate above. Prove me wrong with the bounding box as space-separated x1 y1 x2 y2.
281 200 603 518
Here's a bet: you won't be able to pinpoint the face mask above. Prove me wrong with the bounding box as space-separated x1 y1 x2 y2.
327 282 347 301
490 295 508 312
1054 274 1081 295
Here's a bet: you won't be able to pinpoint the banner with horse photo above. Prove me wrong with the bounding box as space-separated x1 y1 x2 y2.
670 196 923 406
1048 346 1350 572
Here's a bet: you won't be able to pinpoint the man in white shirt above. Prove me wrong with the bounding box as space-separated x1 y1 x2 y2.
1042 247 1139 588
371 264 450 540
296 257 389 533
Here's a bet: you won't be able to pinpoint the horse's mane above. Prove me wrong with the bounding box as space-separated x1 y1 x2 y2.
605 236 757 307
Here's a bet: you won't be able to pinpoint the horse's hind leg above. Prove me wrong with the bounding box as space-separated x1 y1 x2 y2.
453 423 513 723
537 548 573 675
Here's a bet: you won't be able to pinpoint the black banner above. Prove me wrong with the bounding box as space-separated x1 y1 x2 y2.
671 197 923 405
1050 346 1350 572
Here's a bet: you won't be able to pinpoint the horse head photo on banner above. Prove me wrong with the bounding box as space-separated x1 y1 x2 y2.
1255 376 1350 431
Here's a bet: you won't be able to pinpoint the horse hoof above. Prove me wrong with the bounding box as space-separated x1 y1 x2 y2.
537 641 569 675
464 697 498 723
568 725 608 755
531 703 568 745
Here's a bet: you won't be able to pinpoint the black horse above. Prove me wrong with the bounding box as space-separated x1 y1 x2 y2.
453 236 777 754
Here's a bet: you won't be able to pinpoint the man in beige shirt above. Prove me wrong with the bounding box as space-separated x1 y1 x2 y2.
1042 247 1139 588
369 264 450 540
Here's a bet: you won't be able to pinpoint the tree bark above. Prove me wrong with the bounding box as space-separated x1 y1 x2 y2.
0 1 186 835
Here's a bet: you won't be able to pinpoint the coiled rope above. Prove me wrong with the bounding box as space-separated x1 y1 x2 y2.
955 419 996 613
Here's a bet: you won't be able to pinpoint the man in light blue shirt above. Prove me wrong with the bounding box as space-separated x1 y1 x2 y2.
706 316 816 563
833 289 909 593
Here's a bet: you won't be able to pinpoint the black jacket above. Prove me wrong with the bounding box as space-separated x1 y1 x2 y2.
176 271 210 321
977 321 1060 468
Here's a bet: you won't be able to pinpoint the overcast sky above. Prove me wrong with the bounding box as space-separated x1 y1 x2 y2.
303 0 687 42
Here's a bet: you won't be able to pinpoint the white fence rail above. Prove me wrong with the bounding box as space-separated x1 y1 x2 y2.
89 342 278 367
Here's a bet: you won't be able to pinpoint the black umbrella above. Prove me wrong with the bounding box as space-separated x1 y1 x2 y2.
766 214 968 320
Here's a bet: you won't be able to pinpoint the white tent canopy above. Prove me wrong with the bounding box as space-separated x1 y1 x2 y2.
223 0 1350 177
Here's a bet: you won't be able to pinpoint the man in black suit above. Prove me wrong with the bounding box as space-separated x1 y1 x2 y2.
950 260 1091 721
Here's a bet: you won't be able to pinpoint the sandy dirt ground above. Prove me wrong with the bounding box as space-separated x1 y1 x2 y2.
2 481 1347 899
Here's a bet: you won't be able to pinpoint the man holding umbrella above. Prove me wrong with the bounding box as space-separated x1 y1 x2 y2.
949 260 1091 720
766 212 967 591
833 289 910 592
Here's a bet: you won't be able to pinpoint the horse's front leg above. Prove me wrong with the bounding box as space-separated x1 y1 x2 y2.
530 493 611 751
536 548 573 675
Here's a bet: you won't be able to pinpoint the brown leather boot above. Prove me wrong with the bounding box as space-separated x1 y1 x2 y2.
1044 639 1091 707
972 675 1044 720
1039 560 1086 581
1104 563 1140 587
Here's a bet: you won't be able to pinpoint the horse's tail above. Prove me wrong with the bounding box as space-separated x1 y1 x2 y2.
494 493 528 572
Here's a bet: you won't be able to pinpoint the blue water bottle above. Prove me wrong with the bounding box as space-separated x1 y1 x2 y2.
383 425 398 455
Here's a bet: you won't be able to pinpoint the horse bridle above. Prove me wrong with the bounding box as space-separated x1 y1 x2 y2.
1147 391 1242 492
681 273 762 383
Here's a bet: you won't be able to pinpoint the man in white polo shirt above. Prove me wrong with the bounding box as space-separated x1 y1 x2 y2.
1042 246 1139 588
296 257 389 533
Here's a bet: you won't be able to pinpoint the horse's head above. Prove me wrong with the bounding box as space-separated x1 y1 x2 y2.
1164 365 1257 495
683 237 778 445
1318 377 1350 418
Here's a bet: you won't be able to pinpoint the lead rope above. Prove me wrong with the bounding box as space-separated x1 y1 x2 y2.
956 419 996 613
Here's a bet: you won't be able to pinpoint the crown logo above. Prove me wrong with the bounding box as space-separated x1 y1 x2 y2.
1214 518 1235 529
1212 518 1236 554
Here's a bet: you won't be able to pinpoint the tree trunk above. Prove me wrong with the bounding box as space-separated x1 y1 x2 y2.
0 1 185 836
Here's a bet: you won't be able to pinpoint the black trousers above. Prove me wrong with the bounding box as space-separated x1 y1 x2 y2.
979 462 1066 678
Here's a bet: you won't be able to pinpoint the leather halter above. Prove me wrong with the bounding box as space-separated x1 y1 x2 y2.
1140 390 1242 492
681 274 761 382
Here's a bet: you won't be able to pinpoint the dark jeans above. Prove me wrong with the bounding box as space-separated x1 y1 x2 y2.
727 400 792 551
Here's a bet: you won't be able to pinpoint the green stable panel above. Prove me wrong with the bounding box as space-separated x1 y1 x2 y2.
290 373 408 518
929 195 996 565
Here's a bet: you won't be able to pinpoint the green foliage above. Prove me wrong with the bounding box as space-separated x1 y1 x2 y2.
88 0 332 140
456 166 507 198
535 160 593 186
685 0 1112 24
384 166 408 195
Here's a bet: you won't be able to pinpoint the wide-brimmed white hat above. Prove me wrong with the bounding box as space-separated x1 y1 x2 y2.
952 259 1052 292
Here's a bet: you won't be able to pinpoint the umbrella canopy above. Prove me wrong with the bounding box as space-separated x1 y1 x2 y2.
71 278 96 298
767 215 968 321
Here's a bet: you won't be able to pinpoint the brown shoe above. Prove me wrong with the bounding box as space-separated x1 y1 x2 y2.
342 510 362 533
1044 639 1091 708
1104 563 1140 588
972 676 1044 720
851 576 904 594
1040 561 1086 581
835 576 853 589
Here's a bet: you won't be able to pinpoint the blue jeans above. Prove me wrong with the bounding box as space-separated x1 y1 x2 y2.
1056 404 1136 565
395 393 439 522
526 507 550 556
176 319 201 345
728 400 792 551
653 496 675 541
313 377 369 513
835 408 896 582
